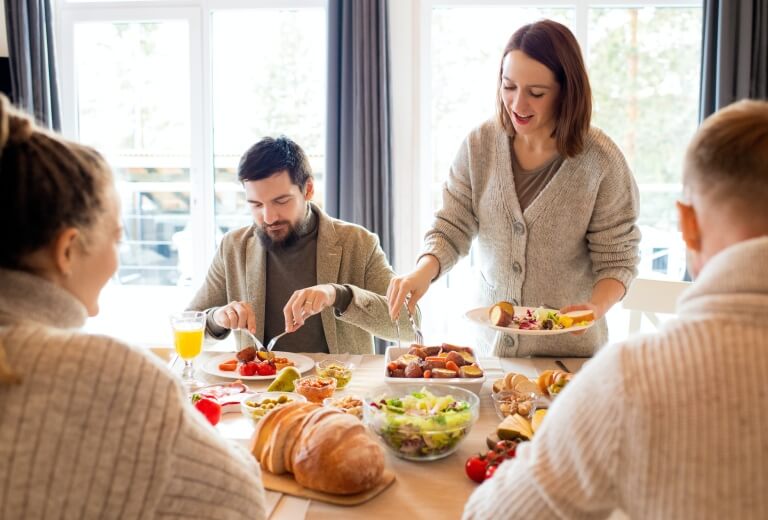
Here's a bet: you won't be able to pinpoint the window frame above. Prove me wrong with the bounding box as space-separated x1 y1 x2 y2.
56 0 327 346
391 0 700 276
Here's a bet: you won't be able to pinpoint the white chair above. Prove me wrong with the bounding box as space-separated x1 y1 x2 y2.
622 279 691 334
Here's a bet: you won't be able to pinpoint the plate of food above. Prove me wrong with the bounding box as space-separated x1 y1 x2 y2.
384 344 486 395
201 349 314 381
465 302 595 336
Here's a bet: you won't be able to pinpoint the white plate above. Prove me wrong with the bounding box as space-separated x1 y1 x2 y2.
465 306 595 336
201 351 314 381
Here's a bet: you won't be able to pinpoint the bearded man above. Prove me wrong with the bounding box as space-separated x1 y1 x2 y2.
188 136 413 354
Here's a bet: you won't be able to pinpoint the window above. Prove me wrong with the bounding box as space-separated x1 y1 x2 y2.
58 1 327 345
399 1 702 345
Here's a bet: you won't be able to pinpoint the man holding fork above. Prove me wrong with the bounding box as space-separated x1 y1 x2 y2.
187 136 415 355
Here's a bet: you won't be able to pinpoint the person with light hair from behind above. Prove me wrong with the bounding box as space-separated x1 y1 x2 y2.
0 94 266 519
463 99 768 519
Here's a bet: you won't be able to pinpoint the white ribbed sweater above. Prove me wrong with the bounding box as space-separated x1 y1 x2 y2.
422 119 641 357
463 236 768 519
0 269 266 519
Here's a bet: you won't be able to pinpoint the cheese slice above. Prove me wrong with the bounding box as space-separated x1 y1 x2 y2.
497 413 533 440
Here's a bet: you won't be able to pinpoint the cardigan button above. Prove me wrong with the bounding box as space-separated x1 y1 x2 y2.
512 262 522 274
513 221 525 235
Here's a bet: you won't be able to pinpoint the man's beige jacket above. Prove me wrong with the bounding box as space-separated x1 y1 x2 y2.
188 204 414 355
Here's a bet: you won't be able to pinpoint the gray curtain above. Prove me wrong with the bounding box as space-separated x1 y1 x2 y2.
4 0 60 130
699 0 768 121
326 0 394 260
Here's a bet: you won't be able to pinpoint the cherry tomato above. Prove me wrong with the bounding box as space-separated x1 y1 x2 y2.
465 455 488 483
239 361 258 376
485 463 499 480
258 362 276 376
486 450 504 465
191 394 222 426
495 440 518 458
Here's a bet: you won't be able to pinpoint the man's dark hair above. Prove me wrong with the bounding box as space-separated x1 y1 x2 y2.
237 135 312 190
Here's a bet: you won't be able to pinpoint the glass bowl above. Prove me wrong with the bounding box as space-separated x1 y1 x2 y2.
294 375 337 403
491 389 545 420
315 359 354 389
240 391 307 425
323 393 364 419
363 384 479 461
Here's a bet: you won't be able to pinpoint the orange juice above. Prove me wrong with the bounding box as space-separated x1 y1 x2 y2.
174 327 203 360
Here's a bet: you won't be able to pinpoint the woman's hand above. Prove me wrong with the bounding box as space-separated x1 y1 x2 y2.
283 284 336 332
559 302 603 336
212 301 256 333
560 278 626 334
386 255 440 320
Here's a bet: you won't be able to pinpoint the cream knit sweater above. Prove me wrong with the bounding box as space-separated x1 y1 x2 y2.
463 236 768 519
423 119 641 357
0 269 266 519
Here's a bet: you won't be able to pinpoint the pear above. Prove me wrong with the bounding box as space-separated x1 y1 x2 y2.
267 366 302 392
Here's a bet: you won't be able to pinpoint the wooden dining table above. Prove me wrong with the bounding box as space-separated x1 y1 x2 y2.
170 350 593 520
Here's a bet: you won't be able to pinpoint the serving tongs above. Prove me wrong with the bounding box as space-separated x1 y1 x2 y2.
394 295 424 349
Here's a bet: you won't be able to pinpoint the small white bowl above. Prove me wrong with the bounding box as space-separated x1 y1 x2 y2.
240 391 306 424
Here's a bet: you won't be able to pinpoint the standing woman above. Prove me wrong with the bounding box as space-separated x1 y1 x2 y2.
0 95 266 519
388 20 641 357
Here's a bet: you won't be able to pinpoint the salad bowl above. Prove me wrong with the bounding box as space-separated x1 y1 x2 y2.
363 384 479 461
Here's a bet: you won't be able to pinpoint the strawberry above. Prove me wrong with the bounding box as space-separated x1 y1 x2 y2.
191 394 221 426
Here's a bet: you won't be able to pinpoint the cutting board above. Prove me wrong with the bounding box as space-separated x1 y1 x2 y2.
261 468 396 506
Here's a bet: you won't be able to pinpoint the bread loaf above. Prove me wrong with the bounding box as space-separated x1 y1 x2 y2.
293 413 385 495
250 401 386 495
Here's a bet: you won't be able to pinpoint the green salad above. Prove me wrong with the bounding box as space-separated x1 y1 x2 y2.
368 388 474 460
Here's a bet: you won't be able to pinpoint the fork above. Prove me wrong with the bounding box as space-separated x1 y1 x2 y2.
265 330 290 352
235 328 266 352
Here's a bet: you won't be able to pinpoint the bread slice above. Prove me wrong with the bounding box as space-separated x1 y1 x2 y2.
563 309 595 324
281 403 318 473
257 403 299 466
266 405 308 474
513 376 541 395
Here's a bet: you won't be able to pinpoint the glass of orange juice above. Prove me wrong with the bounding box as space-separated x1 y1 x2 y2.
170 311 206 390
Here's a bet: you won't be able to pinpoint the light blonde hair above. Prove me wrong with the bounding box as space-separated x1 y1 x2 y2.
0 94 113 385
684 99 768 219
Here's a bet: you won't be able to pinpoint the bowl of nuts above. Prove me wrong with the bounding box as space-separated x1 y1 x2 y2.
491 389 548 420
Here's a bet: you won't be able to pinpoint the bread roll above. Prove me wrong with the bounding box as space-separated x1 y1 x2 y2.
292 413 385 495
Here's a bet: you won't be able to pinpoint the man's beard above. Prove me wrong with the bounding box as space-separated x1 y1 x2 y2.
256 206 312 250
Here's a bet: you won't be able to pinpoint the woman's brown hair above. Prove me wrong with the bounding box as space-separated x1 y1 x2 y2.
0 95 112 385
0 94 112 270
497 19 592 157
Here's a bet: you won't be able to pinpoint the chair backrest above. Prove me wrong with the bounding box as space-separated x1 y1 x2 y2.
622 279 691 333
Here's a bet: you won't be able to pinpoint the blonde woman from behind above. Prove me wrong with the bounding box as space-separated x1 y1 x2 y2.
0 95 266 520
